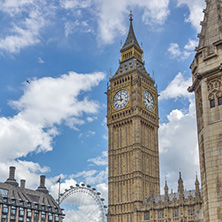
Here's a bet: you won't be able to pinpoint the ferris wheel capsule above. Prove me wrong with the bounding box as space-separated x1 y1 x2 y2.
59 183 107 222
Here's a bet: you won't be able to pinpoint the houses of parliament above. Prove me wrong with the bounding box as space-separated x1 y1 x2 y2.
106 0 222 222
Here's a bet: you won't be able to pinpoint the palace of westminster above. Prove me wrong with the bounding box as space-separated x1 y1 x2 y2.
106 0 222 222
0 0 221 222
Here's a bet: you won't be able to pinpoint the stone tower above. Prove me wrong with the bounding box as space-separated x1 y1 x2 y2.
107 12 160 222
189 0 222 221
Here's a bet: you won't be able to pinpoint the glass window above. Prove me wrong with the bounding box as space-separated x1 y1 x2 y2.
158 210 164 219
41 211 46 222
1 214 8 222
34 210 39 222
0 188 8 197
188 207 195 216
11 206 16 215
55 214 59 222
210 99 215 108
19 207 24 216
10 215 16 221
48 213 53 222
173 209 179 218
144 212 150 220
11 199 16 204
2 205 8 214
218 97 222 106
27 209 32 218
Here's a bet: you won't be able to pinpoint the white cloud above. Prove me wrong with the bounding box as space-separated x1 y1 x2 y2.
168 43 181 57
0 71 105 161
38 57 45 63
159 72 192 101
95 0 170 44
176 0 205 32
0 0 52 53
168 39 198 60
159 73 199 192
88 151 108 166
0 160 50 189
184 39 198 51
60 0 92 9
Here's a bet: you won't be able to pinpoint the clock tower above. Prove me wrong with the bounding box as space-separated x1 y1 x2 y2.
107 12 160 222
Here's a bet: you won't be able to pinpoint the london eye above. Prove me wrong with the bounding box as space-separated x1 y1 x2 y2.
59 183 107 222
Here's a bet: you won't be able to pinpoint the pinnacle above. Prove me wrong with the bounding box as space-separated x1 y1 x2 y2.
121 11 143 53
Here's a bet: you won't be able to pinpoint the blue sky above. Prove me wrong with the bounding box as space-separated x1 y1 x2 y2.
0 0 206 219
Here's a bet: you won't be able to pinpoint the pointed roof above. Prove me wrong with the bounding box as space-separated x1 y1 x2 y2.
197 0 222 51
121 11 143 53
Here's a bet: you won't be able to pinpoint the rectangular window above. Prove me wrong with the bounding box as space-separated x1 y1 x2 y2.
1 214 8 222
173 209 179 218
41 211 46 222
2 205 8 214
144 212 150 220
210 99 215 108
188 207 195 216
10 206 16 215
55 214 59 222
19 207 24 216
218 97 222 106
158 210 164 219
48 213 53 222
27 209 32 218
34 210 39 222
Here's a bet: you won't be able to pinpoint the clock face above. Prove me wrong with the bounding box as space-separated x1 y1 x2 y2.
143 90 154 111
113 89 129 110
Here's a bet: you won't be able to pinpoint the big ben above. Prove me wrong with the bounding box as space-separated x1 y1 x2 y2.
107 12 160 222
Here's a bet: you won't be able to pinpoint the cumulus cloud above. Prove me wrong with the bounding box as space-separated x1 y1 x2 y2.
95 0 170 44
60 0 92 9
159 73 199 192
0 0 52 53
88 151 108 166
0 71 105 161
176 0 205 32
168 39 198 60
160 72 192 100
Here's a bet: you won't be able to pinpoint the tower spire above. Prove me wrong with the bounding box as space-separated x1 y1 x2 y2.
121 11 143 54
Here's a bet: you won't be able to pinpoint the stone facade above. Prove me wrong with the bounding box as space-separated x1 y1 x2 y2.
108 1 222 220
189 0 222 221
0 166 64 222
140 174 203 222
106 13 160 222
107 12 205 222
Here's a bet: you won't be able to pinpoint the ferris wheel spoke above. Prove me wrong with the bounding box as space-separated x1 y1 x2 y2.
60 185 107 222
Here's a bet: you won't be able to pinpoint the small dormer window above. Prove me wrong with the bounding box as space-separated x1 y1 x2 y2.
218 97 222 106
210 99 215 108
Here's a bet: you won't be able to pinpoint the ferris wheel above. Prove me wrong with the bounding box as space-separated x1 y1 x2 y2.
59 183 107 222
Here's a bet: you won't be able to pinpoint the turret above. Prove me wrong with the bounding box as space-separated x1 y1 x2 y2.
195 175 201 202
178 172 184 201
164 180 169 203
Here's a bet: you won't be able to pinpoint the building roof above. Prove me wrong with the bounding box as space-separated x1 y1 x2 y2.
121 11 143 54
0 166 63 215
147 189 199 205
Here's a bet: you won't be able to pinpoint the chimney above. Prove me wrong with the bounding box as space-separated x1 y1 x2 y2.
36 175 48 194
5 166 19 187
20 179 26 188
